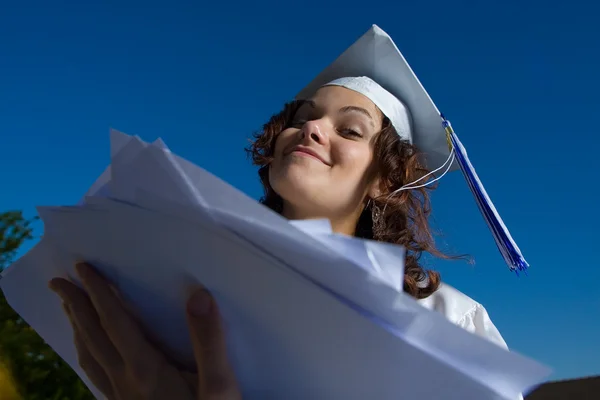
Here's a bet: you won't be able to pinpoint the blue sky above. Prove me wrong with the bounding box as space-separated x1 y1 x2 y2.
1 0 599 381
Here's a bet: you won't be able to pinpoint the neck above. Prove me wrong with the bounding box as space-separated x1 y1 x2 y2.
281 203 361 236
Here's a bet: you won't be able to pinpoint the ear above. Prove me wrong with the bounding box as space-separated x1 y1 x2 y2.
367 176 383 201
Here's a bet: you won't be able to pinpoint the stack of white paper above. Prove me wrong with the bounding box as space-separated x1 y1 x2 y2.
0 130 550 399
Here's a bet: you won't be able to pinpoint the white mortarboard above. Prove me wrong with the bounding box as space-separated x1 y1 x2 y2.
296 25 529 274
297 25 452 172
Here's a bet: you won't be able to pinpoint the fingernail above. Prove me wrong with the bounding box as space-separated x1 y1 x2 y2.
48 280 62 296
188 289 213 317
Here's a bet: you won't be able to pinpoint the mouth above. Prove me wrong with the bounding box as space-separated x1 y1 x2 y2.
287 146 330 165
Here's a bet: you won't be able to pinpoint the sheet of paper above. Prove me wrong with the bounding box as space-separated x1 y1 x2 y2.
78 130 140 205
314 233 406 292
6 200 534 400
289 219 404 290
289 219 333 235
55 194 550 396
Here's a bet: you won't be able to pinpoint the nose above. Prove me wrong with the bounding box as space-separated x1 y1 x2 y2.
299 120 329 145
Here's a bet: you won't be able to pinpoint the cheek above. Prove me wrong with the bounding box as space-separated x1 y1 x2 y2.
332 142 374 176
272 129 296 159
269 129 296 184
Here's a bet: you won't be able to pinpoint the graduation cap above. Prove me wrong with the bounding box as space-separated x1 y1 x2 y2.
297 25 529 274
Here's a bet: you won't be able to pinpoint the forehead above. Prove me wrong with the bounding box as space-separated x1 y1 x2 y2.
308 86 383 119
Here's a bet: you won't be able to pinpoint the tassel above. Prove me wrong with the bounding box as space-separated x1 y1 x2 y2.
440 115 529 274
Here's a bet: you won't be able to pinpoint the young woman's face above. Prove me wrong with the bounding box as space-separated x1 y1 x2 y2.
269 85 383 219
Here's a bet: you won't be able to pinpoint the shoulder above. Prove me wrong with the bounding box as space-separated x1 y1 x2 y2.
417 283 508 349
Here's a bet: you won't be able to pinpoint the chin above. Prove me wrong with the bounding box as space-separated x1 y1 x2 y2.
270 169 327 208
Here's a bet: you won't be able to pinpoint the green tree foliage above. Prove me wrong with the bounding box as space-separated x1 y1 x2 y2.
0 211 93 400
0 359 21 400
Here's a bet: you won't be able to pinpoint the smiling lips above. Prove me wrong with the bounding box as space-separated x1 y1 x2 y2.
287 146 331 165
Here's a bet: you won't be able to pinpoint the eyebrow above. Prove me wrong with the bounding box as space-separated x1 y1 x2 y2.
339 105 375 128
300 100 375 128
300 99 316 109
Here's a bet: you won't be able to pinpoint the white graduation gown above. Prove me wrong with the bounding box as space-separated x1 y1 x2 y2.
417 283 508 349
418 283 524 399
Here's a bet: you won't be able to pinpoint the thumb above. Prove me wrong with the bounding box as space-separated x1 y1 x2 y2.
186 288 239 399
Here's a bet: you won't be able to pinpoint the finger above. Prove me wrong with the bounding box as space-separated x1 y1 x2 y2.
74 263 162 379
65 303 115 399
186 288 240 399
50 277 123 371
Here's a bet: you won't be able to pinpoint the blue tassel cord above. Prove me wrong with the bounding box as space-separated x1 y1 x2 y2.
441 115 529 274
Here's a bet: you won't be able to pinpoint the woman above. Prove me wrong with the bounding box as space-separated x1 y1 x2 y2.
49 25 516 399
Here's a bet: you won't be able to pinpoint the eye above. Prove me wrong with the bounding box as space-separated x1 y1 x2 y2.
290 119 306 128
339 128 363 138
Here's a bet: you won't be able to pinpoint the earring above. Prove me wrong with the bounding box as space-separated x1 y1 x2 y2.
371 201 383 231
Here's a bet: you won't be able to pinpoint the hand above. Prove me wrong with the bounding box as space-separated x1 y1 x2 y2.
49 263 241 400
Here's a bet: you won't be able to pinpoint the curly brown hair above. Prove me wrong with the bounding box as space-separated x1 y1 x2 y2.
246 100 452 299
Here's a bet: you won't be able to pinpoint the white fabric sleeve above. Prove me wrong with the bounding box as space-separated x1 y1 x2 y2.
458 304 524 400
